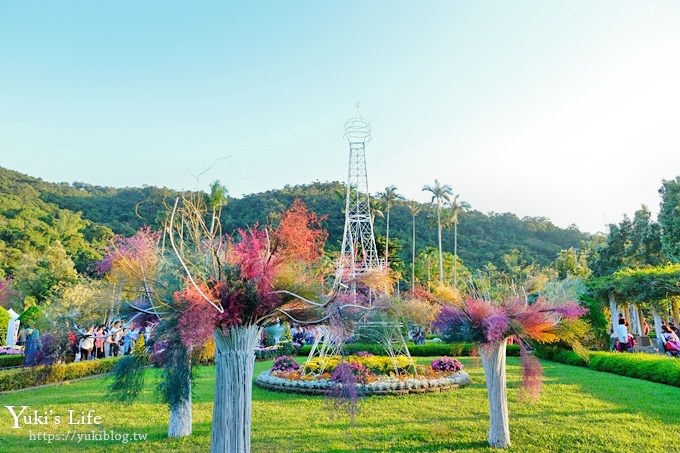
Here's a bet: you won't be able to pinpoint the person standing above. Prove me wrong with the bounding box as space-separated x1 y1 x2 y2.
641 318 650 336
616 318 629 352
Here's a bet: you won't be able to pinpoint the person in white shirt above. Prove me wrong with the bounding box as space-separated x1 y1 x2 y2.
616 319 629 352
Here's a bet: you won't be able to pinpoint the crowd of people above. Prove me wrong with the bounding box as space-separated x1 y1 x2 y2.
611 313 680 356
290 325 319 347
70 321 153 361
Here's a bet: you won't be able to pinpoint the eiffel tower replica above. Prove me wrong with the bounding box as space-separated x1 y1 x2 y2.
303 107 415 376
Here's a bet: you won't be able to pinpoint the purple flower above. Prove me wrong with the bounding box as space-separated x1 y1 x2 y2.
271 355 300 373
431 356 463 373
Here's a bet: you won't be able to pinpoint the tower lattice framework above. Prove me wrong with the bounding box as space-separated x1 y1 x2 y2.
335 114 382 299
302 110 415 377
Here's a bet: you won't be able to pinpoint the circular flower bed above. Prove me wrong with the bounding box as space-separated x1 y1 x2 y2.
256 355 471 396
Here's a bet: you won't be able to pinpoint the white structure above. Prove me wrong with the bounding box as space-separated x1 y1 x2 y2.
303 110 415 377
335 111 383 302
5 308 20 347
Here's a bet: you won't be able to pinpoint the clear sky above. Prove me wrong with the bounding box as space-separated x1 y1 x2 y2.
1 1 679 234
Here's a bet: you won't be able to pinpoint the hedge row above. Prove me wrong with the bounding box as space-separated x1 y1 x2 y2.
0 358 120 392
534 346 589 367
536 346 680 387
0 355 24 368
296 342 521 358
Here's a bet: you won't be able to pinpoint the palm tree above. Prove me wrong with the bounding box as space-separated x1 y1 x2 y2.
369 197 384 226
376 185 404 263
208 180 228 236
422 179 453 285
407 200 422 291
443 195 471 287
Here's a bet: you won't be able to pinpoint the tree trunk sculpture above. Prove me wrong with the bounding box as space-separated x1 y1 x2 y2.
211 325 262 453
480 338 511 449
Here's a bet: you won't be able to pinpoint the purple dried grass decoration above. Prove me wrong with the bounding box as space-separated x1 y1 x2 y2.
484 313 510 343
432 306 466 332
551 301 588 319
519 341 542 402
327 362 367 423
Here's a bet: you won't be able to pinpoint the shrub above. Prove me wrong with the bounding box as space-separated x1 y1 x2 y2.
0 354 23 368
588 352 680 387
255 345 283 361
0 358 120 392
303 355 414 375
431 356 463 373
18 306 46 329
536 346 680 387
535 345 588 367
0 306 10 343
193 339 215 365
349 355 413 375
272 355 300 373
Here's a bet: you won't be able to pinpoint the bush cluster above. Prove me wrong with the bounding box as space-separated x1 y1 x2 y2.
536 346 680 387
0 358 120 392
431 356 463 373
271 355 300 373
297 342 521 358
588 352 680 387
0 354 24 368
303 355 415 375
534 345 588 367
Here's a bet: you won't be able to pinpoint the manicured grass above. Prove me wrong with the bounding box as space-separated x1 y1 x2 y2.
0 357 678 452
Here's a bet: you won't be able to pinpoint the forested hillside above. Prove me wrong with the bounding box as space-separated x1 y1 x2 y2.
0 167 589 275
0 167 112 306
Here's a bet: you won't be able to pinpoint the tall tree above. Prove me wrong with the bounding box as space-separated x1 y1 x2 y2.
408 201 421 291
207 180 228 236
376 186 404 264
442 195 470 288
658 177 680 262
422 180 453 285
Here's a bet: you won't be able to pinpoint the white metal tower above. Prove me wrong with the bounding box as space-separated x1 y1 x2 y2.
335 112 383 300
302 109 415 377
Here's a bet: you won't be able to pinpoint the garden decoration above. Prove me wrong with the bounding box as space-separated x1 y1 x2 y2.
303 111 415 378
164 193 368 453
99 227 193 437
256 353 471 398
102 193 338 451
434 291 587 449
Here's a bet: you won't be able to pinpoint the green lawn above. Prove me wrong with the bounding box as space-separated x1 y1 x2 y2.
0 357 678 452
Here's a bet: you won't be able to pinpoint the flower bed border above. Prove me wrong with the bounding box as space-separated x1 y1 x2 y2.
255 370 471 396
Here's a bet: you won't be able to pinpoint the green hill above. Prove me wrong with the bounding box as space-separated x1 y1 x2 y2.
0 168 588 269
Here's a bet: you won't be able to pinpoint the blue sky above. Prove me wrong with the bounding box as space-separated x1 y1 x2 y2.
1 1 679 233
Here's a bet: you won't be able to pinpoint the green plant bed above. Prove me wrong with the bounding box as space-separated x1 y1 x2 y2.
296 342 520 357
0 357 120 392
0 354 24 368
536 346 680 387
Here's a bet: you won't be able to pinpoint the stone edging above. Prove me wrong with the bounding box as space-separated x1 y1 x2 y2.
255 370 471 395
